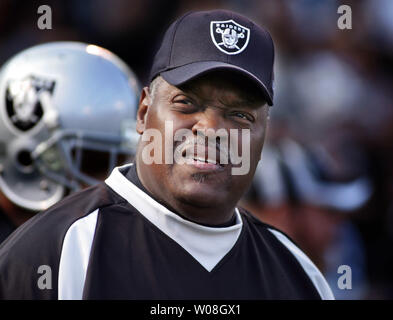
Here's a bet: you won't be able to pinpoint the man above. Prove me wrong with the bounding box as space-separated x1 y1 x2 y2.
0 10 334 299
0 42 140 243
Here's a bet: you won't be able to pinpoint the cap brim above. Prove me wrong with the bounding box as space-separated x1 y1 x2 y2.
160 61 273 106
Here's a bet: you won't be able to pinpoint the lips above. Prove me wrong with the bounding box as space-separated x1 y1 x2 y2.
188 158 222 170
181 144 229 171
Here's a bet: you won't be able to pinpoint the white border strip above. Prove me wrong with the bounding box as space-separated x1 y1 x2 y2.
58 209 99 300
268 228 335 300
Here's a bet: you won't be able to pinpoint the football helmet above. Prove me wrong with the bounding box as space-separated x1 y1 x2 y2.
0 42 141 211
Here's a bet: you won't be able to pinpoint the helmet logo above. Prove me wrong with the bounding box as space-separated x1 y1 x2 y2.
210 20 250 55
5 75 55 131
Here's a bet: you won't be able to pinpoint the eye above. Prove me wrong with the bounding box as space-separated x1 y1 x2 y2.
172 96 198 113
176 99 193 105
231 111 254 122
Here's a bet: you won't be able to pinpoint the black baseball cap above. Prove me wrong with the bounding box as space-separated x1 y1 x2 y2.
149 9 275 106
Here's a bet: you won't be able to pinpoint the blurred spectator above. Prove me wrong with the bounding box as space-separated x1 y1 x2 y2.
241 138 372 299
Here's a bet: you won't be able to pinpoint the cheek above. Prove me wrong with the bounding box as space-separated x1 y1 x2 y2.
142 109 192 165
145 107 163 130
253 122 267 151
245 128 265 158
147 106 193 131
157 112 196 148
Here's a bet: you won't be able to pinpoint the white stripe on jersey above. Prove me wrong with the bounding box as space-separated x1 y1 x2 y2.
58 209 99 300
268 228 335 300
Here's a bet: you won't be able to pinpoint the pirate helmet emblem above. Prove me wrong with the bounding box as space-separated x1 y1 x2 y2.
210 19 250 55
5 75 55 131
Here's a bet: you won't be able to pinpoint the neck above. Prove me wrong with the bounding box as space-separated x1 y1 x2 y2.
167 197 237 226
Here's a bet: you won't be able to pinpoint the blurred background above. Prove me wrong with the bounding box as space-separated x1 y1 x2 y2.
0 0 392 299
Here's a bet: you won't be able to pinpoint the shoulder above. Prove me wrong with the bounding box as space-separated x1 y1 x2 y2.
0 182 121 252
0 182 123 299
238 207 335 300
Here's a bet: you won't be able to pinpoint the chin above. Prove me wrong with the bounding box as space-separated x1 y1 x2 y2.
168 163 242 208
175 178 229 207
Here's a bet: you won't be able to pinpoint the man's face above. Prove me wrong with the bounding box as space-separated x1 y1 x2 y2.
136 72 268 220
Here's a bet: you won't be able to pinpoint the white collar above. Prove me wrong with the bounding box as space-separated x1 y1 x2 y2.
105 164 243 272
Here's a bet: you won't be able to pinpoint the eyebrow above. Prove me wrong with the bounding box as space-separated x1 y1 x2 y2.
219 96 253 108
217 95 266 110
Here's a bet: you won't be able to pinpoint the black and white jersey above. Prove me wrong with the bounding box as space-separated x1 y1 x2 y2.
0 164 334 300
0 210 15 245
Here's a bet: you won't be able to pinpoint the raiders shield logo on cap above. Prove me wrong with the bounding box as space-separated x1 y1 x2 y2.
210 19 250 55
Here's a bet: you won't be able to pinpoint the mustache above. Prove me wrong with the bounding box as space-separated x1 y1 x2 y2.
174 134 231 165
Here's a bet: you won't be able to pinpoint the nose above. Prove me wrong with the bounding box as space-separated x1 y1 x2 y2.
191 108 225 136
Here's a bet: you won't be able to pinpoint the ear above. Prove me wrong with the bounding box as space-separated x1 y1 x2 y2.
136 87 151 134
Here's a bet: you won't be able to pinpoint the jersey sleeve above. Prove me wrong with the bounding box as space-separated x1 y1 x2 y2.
0 183 113 299
268 228 335 300
0 209 62 299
